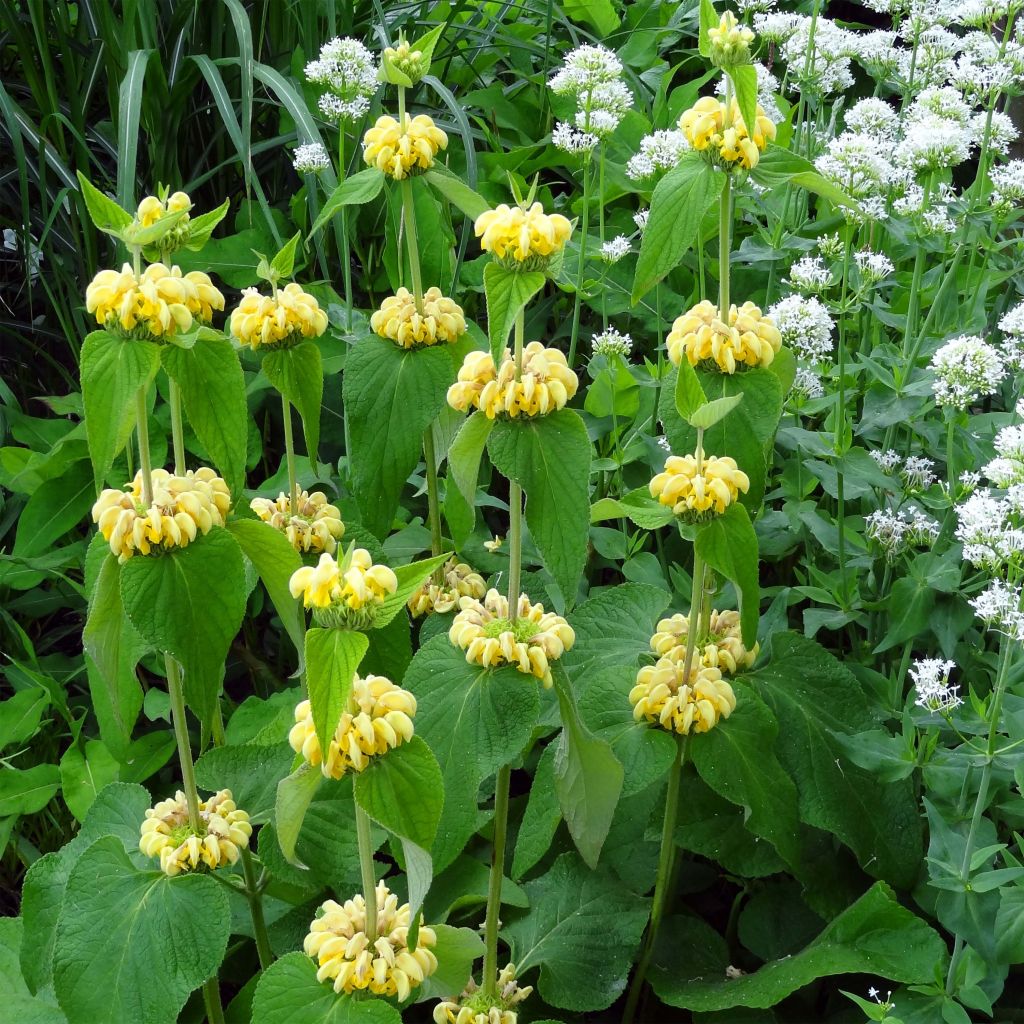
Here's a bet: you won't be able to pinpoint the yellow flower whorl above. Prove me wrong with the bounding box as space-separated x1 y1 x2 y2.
137 190 192 228
370 287 467 348
408 558 487 617
630 660 737 735
651 609 758 674
666 299 782 374
433 964 533 1024
679 97 775 170
250 490 345 555
289 674 416 778
449 588 575 687
362 113 447 179
447 342 578 419
85 263 224 339
288 549 398 612
474 202 572 267
650 453 749 520
92 467 230 562
139 789 252 876
228 282 328 350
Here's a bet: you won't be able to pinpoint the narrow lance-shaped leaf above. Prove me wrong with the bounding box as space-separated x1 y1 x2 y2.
275 761 321 867
308 168 385 237
271 232 301 278
305 628 369 757
698 0 718 57
675 357 707 422
184 198 230 251
728 64 759 147
372 552 452 627
424 167 490 220
263 342 324 469
76 171 132 236
483 263 546 366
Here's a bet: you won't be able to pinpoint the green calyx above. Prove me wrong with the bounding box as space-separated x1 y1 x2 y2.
482 616 540 643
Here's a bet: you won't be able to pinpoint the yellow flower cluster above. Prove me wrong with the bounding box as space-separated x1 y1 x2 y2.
289 674 416 777
370 287 467 348
434 964 533 1024
304 882 438 1000
289 549 397 612
651 609 758 674
679 97 776 170
449 588 575 687
137 190 192 228
138 789 252 876
447 343 578 419
92 467 231 562
85 263 224 338
250 490 345 555
650 453 749 519
474 202 572 267
630 660 737 735
362 113 447 179
667 300 782 374
229 282 328 350
408 558 487 617
384 39 427 80
707 11 755 65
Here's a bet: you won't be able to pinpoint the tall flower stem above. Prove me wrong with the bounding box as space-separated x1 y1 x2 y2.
599 146 608 330
719 177 732 313
483 762 512 997
241 847 273 970
423 425 444 583
281 393 299 515
169 380 186 475
400 178 425 313
506 309 527 610
835 236 853 605
338 128 354 330
165 654 202 830
135 386 154 506
568 152 593 369
202 981 226 1024
354 802 378 943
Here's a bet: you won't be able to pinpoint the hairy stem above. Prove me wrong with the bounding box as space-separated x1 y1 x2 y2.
355 803 378 943
202 979 226 1024
241 848 273 970
165 653 201 830
483 762 512 997
168 379 186 475
422 425 444 583
400 177 424 313
719 176 732 313
568 152 593 369
281 393 299 514
135 386 154 506
338 128 353 330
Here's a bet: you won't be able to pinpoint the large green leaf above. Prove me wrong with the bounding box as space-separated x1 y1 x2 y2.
76 171 132 236
80 331 160 489
0 764 60 816
13 460 94 557
194 741 294 823
414 924 486 1003
161 336 247 495
0 917 65 1024
694 503 760 647
487 409 591 606
511 744 562 879
120 528 246 721
632 156 722 303
746 634 922 888
274 761 322 867
252 952 401 1024
504 853 650 1011
263 342 324 467
305 628 368 756
424 167 489 219
483 263 546 366
402 636 540 870
309 167 385 236
550 666 623 869
59 739 120 822
650 882 946 1010
53 837 231 1024
728 64 759 148
344 339 452 538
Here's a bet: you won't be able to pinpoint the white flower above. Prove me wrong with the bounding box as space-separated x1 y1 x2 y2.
767 295 833 363
854 250 894 283
753 11 801 42
902 455 937 490
633 208 649 232
990 160 1024 210
656 435 671 452
960 470 983 491
995 423 1024 461
292 142 331 174
844 98 898 138
897 115 973 173
592 328 632 359
549 44 623 95
908 86 973 130
969 579 1024 638
984 457 1024 487
576 80 633 137
306 37 377 122
627 130 690 180
553 121 599 153
871 449 902 472
815 132 895 201
979 111 1019 156
788 256 834 294
600 235 631 262
956 490 1024 567
318 93 371 123
910 659 962 713
930 335 1006 410
791 367 825 400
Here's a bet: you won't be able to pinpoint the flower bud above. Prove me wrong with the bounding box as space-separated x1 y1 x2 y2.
708 12 755 68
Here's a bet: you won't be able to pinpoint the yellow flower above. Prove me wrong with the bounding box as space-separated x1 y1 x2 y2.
289 549 398 626
447 342 578 419
137 190 192 228
649 453 749 520
228 282 328 350
707 11 755 66
139 789 252 876
289 674 416 777
250 490 345 554
449 588 575 687
408 558 486 617
85 262 223 339
666 299 782 374
433 964 533 1024
305 883 438 1000
484 535 504 553
370 287 467 348
678 97 775 170
474 202 572 268
362 113 447 179
651 609 758 674
92 466 230 562
630 660 737 734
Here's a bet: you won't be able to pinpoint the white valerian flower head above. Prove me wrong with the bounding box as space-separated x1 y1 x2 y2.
865 505 940 560
791 366 825 401
978 111 1019 156
627 130 690 180
910 659 962 712
766 295 833 363
956 490 1024 568
306 37 378 122
902 455 937 491
969 579 1024 639
871 449 903 473
788 256 834 294
897 115 973 173
592 327 632 359
930 335 1006 410
816 132 895 199
576 80 633 137
782 18 855 96
600 235 630 262
552 121 599 154
990 159 1024 213
549 44 623 94
854 249 894 284
293 142 331 174
633 208 649 232
995 423 1024 460
854 30 902 80
844 98 898 139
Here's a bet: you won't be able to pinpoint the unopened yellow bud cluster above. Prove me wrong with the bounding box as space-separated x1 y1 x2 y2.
370 287 467 348
679 97 776 170
289 674 416 777
86 263 224 339
449 588 575 687
630 660 737 735
434 963 533 1024
250 490 345 555
362 113 447 179
384 39 428 81
707 12 755 67
92 467 230 562
474 202 572 269
229 282 328 350
137 191 192 228
650 454 749 519
651 609 758 674
408 557 486 617
305 882 438 1000
667 300 782 374
447 343 579 419
139 789 252 876
289 549 397 614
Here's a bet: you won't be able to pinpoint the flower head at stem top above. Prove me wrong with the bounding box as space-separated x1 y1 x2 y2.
650 453 750 521
250 490 345 555
474 200 572 272
362 112 447 179
667 299 783 374
434 963 533 1024
651 609 759 674
630 659 737 734
288 548 398 628
229 282 328 350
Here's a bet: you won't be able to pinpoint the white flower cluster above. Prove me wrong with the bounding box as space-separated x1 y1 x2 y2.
306 37 378 122
550 44 632 144
293 142 331 174
600 235 631 262
910 659 963 713
767 295 833 363
930 335 1006 410
956 489 1024 568
903 455 938 490
865 505 940 560
788 256 834 294
984 423 1024 486
970 579 1024 639
871 449 903 473
991 160 1024 213
627 129 690 180
552 122 599 154
633 208 649 232
791 367 825 401
592 327 632 359
854 249 894 284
